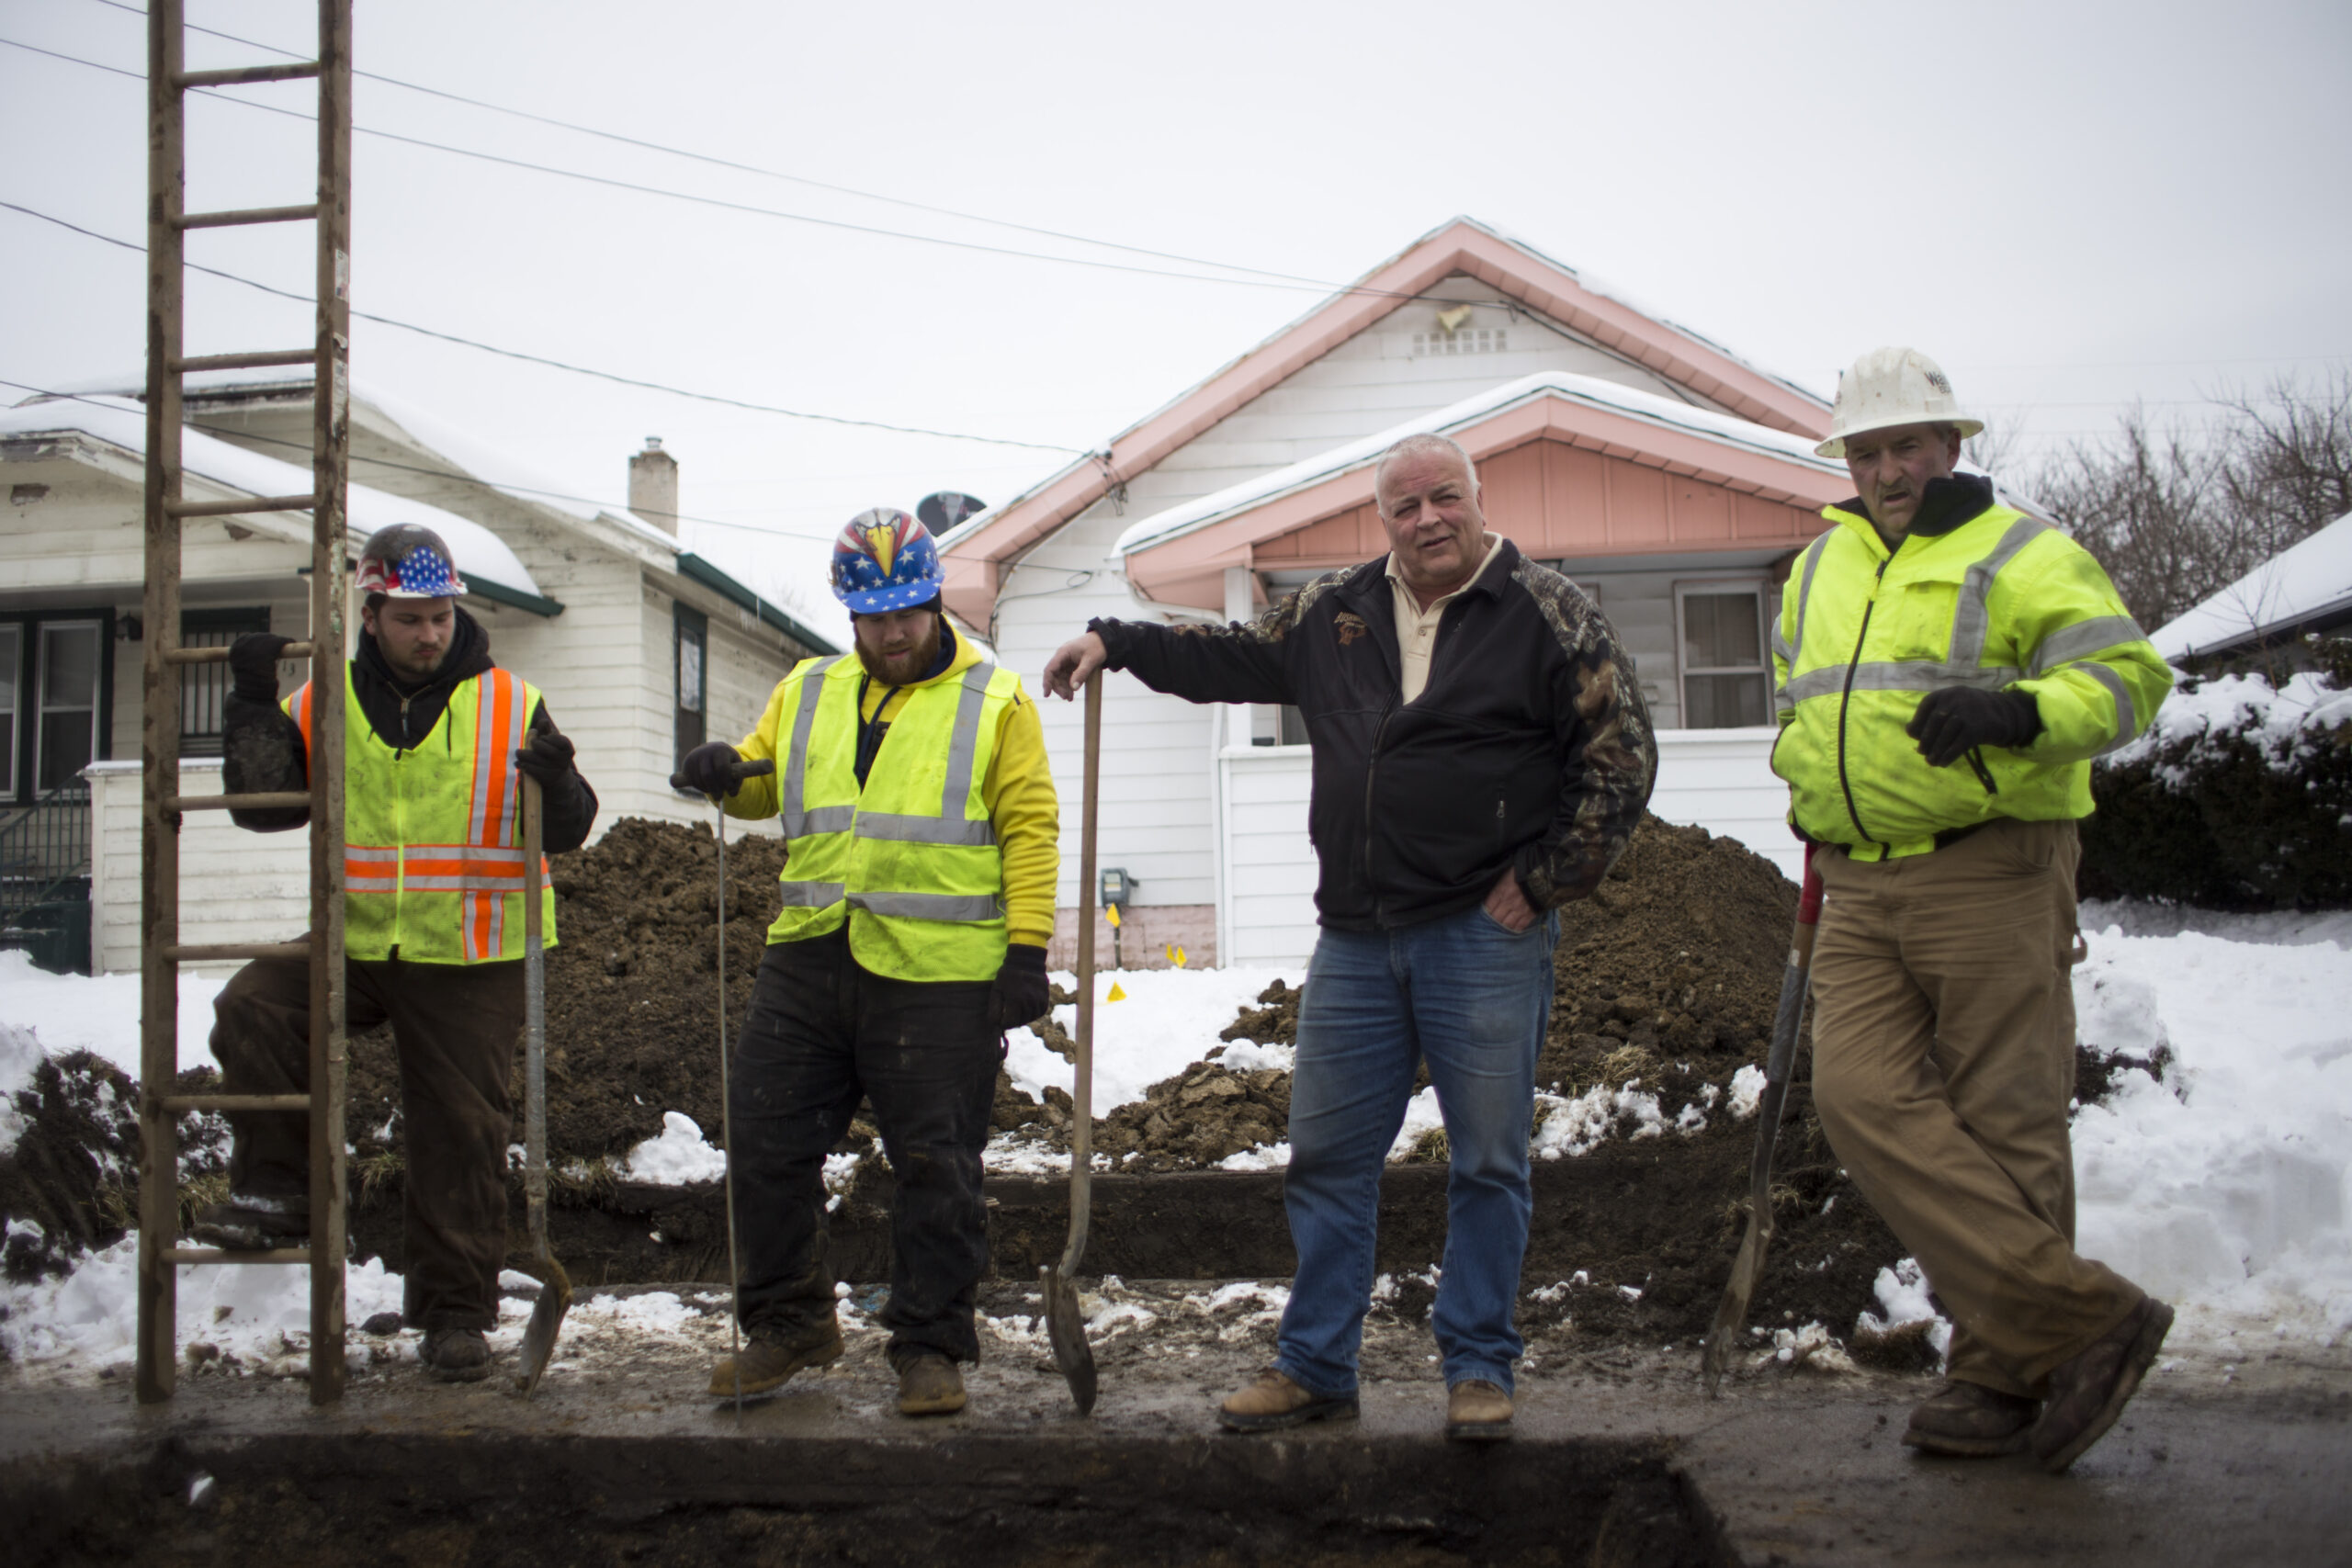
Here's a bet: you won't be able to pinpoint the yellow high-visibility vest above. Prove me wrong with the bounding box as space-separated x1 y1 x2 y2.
290 664 556 962
1770 501 2173 860
767 653 1017 981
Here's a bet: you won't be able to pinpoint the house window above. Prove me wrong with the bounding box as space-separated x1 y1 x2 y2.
673 604 707 766
179 607 271 758
0 625 17 797
1676 584 1770 728
35 621 104 792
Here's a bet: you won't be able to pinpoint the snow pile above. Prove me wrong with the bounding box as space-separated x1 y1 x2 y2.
0 952 228 1080
0 1020 41 1156
1854 1257 1954 1361
1385 1085 1448 1159
1725 1064 1768 1120
1003 965 1300 1112
2070 922 2352 1339
2111 670 2352 785
623 1111 728 1185
1529 1080 1668 1160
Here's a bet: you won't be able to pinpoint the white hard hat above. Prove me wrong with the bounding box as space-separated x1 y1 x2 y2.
1815 346 1984 459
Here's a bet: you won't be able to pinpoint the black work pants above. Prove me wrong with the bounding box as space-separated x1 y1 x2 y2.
729 930 1000 1363
209 950 525 1332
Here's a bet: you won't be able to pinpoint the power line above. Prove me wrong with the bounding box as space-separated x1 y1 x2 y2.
80 0 1335 291
0 198 1090 456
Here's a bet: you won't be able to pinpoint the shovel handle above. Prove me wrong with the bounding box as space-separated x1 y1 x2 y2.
1059 672 1101 1274
522 776 551 1261
669 755 775 795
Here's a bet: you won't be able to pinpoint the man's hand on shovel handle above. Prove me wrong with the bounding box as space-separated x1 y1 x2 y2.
1043 632 1108 701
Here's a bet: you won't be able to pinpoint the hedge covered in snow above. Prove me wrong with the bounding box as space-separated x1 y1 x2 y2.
2082 654 2352 908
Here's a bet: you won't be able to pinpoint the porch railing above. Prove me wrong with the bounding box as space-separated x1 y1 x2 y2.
0 779 93 973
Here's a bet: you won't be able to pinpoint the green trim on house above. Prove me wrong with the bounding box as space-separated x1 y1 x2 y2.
677 552 839 655
464 577 566 618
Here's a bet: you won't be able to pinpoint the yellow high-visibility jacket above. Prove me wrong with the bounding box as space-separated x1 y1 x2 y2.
288 665 556 962
1770 497 2172 861
722 633 1058 980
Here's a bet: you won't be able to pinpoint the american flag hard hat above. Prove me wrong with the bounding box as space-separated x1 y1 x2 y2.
356 524 469 599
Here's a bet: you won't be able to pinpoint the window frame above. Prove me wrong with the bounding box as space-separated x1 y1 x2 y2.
177 606 272 759
1 608 115 804
1671 579 1771 731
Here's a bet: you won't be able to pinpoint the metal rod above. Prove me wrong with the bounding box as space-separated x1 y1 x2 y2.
168 494 315 518
716 790 744 1421
166 642 318 664
173 348 316 373
170 792 313 812
158 1094 312 1113
163 1247 312 1265
135 0 187 1408
308 0 355 1405
164 942 311 963
176 62 319 87
176 203 320 230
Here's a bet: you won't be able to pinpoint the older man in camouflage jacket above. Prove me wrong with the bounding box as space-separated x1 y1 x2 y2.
1045 433 1656 1441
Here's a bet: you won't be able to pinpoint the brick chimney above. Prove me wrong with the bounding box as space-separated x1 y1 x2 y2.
628 435 679 535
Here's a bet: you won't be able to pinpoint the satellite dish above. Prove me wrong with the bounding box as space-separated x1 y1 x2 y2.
917 491 987 534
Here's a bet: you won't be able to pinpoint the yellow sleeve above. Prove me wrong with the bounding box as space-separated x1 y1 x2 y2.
718 670 797 821
981 682 1060 949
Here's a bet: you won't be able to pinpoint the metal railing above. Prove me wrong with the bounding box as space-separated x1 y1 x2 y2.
0 780 91 913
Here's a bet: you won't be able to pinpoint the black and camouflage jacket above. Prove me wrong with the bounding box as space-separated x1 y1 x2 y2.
1092 538 1655 931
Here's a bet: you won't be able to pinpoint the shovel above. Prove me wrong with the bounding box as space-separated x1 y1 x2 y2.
514 774 572 1395
1700 846 1825 1397
1041 671 1102 1416
670 753 776 1416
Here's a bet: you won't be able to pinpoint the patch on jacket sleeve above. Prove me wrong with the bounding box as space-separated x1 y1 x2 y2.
1334 611 1369 647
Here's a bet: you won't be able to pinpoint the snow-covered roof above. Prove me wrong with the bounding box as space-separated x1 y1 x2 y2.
0 395 544 599
2152 511 2352 660
1114 370 1847 557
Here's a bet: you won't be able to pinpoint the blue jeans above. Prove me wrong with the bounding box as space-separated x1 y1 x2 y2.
1274 901 1558 1399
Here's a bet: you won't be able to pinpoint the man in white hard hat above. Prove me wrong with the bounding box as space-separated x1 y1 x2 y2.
1771 348 2175 1472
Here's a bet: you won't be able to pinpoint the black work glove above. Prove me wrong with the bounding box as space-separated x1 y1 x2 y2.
514 727 577 786
228 632 294 702
1907 687 2042 768
989 943 1052 1032
677 740 749 798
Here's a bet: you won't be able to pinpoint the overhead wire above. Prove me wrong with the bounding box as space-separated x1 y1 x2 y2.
0 199 1091 456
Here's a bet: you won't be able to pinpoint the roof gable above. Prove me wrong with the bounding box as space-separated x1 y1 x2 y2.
938 216 1830 621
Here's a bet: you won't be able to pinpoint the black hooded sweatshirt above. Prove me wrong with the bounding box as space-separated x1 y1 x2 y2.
222 605 598 850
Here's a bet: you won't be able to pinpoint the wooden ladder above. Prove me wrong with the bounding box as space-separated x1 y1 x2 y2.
136 0 356 1406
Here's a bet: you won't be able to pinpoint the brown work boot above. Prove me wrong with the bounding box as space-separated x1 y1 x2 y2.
2032 1296 2175 1472
1900 1380 2039 1457
420 1326 492 1383
894 1350 967 1417
1445 1379 1513 1442
1216 1368 1358 1433
707 1319 845 1398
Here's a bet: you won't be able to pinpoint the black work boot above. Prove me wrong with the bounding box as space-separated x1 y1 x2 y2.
1901 1380 2040 1456
190 1192 309 1251
2032 1296 2175 1472
892 1349 967 1417
420 1326 493 1383
707 1318 845 1399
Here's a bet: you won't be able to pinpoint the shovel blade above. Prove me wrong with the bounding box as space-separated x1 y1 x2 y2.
513 1254 573 1397
1039 1263 1097 1416
1699 1217 1772 1398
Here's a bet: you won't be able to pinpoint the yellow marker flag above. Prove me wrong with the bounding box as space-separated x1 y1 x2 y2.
1106 981 1127 1002
1105 904 1122 930
1166 943 1187 968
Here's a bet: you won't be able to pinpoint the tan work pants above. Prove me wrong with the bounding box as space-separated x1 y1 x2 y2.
1810 817 2143 1396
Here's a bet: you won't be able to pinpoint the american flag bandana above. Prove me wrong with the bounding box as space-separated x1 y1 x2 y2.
356 541 469 598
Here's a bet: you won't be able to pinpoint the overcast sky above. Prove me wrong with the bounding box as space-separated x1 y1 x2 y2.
4 0 2346 645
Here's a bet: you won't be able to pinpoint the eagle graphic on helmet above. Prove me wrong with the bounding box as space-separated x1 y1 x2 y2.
831 507 943 614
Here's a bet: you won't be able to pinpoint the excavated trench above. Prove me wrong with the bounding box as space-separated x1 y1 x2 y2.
14 1429 1729 1567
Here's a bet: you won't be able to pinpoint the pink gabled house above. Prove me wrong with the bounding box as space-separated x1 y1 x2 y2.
941 217 1848 970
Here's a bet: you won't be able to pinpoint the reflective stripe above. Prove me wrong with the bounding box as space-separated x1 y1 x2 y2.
468 671 530 962
2030 615 2148 677
2072 660 2141 754
775 879 846 908
1950 518 2049 666
1788 533 1833 672
780 656 843 839
937 662 996 818
800 805 856 836
855 812 998 846
848 889 1002 922
1782 660 2024 705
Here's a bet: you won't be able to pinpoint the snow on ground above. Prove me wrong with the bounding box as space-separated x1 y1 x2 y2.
0 951 227 1083
1004 965 1297 1113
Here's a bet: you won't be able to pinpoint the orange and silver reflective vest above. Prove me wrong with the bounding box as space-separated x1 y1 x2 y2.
289 664 556 963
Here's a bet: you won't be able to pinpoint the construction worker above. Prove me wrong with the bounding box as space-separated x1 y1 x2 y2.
1774 348 2176 1472
196 523 599 1382
682 508 1057 1417
1045 433 1656 1441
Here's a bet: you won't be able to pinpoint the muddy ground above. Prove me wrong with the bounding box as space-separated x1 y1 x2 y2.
3 815 2150 1354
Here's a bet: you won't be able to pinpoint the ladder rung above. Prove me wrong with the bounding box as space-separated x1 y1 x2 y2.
171 791 313 813
163 1247 313 1266
175 349 316 374
164 942 311 963
168 494 315 519
165 642 319 665
177 62 321 89
158 1094 312 1114
178 203 321 231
